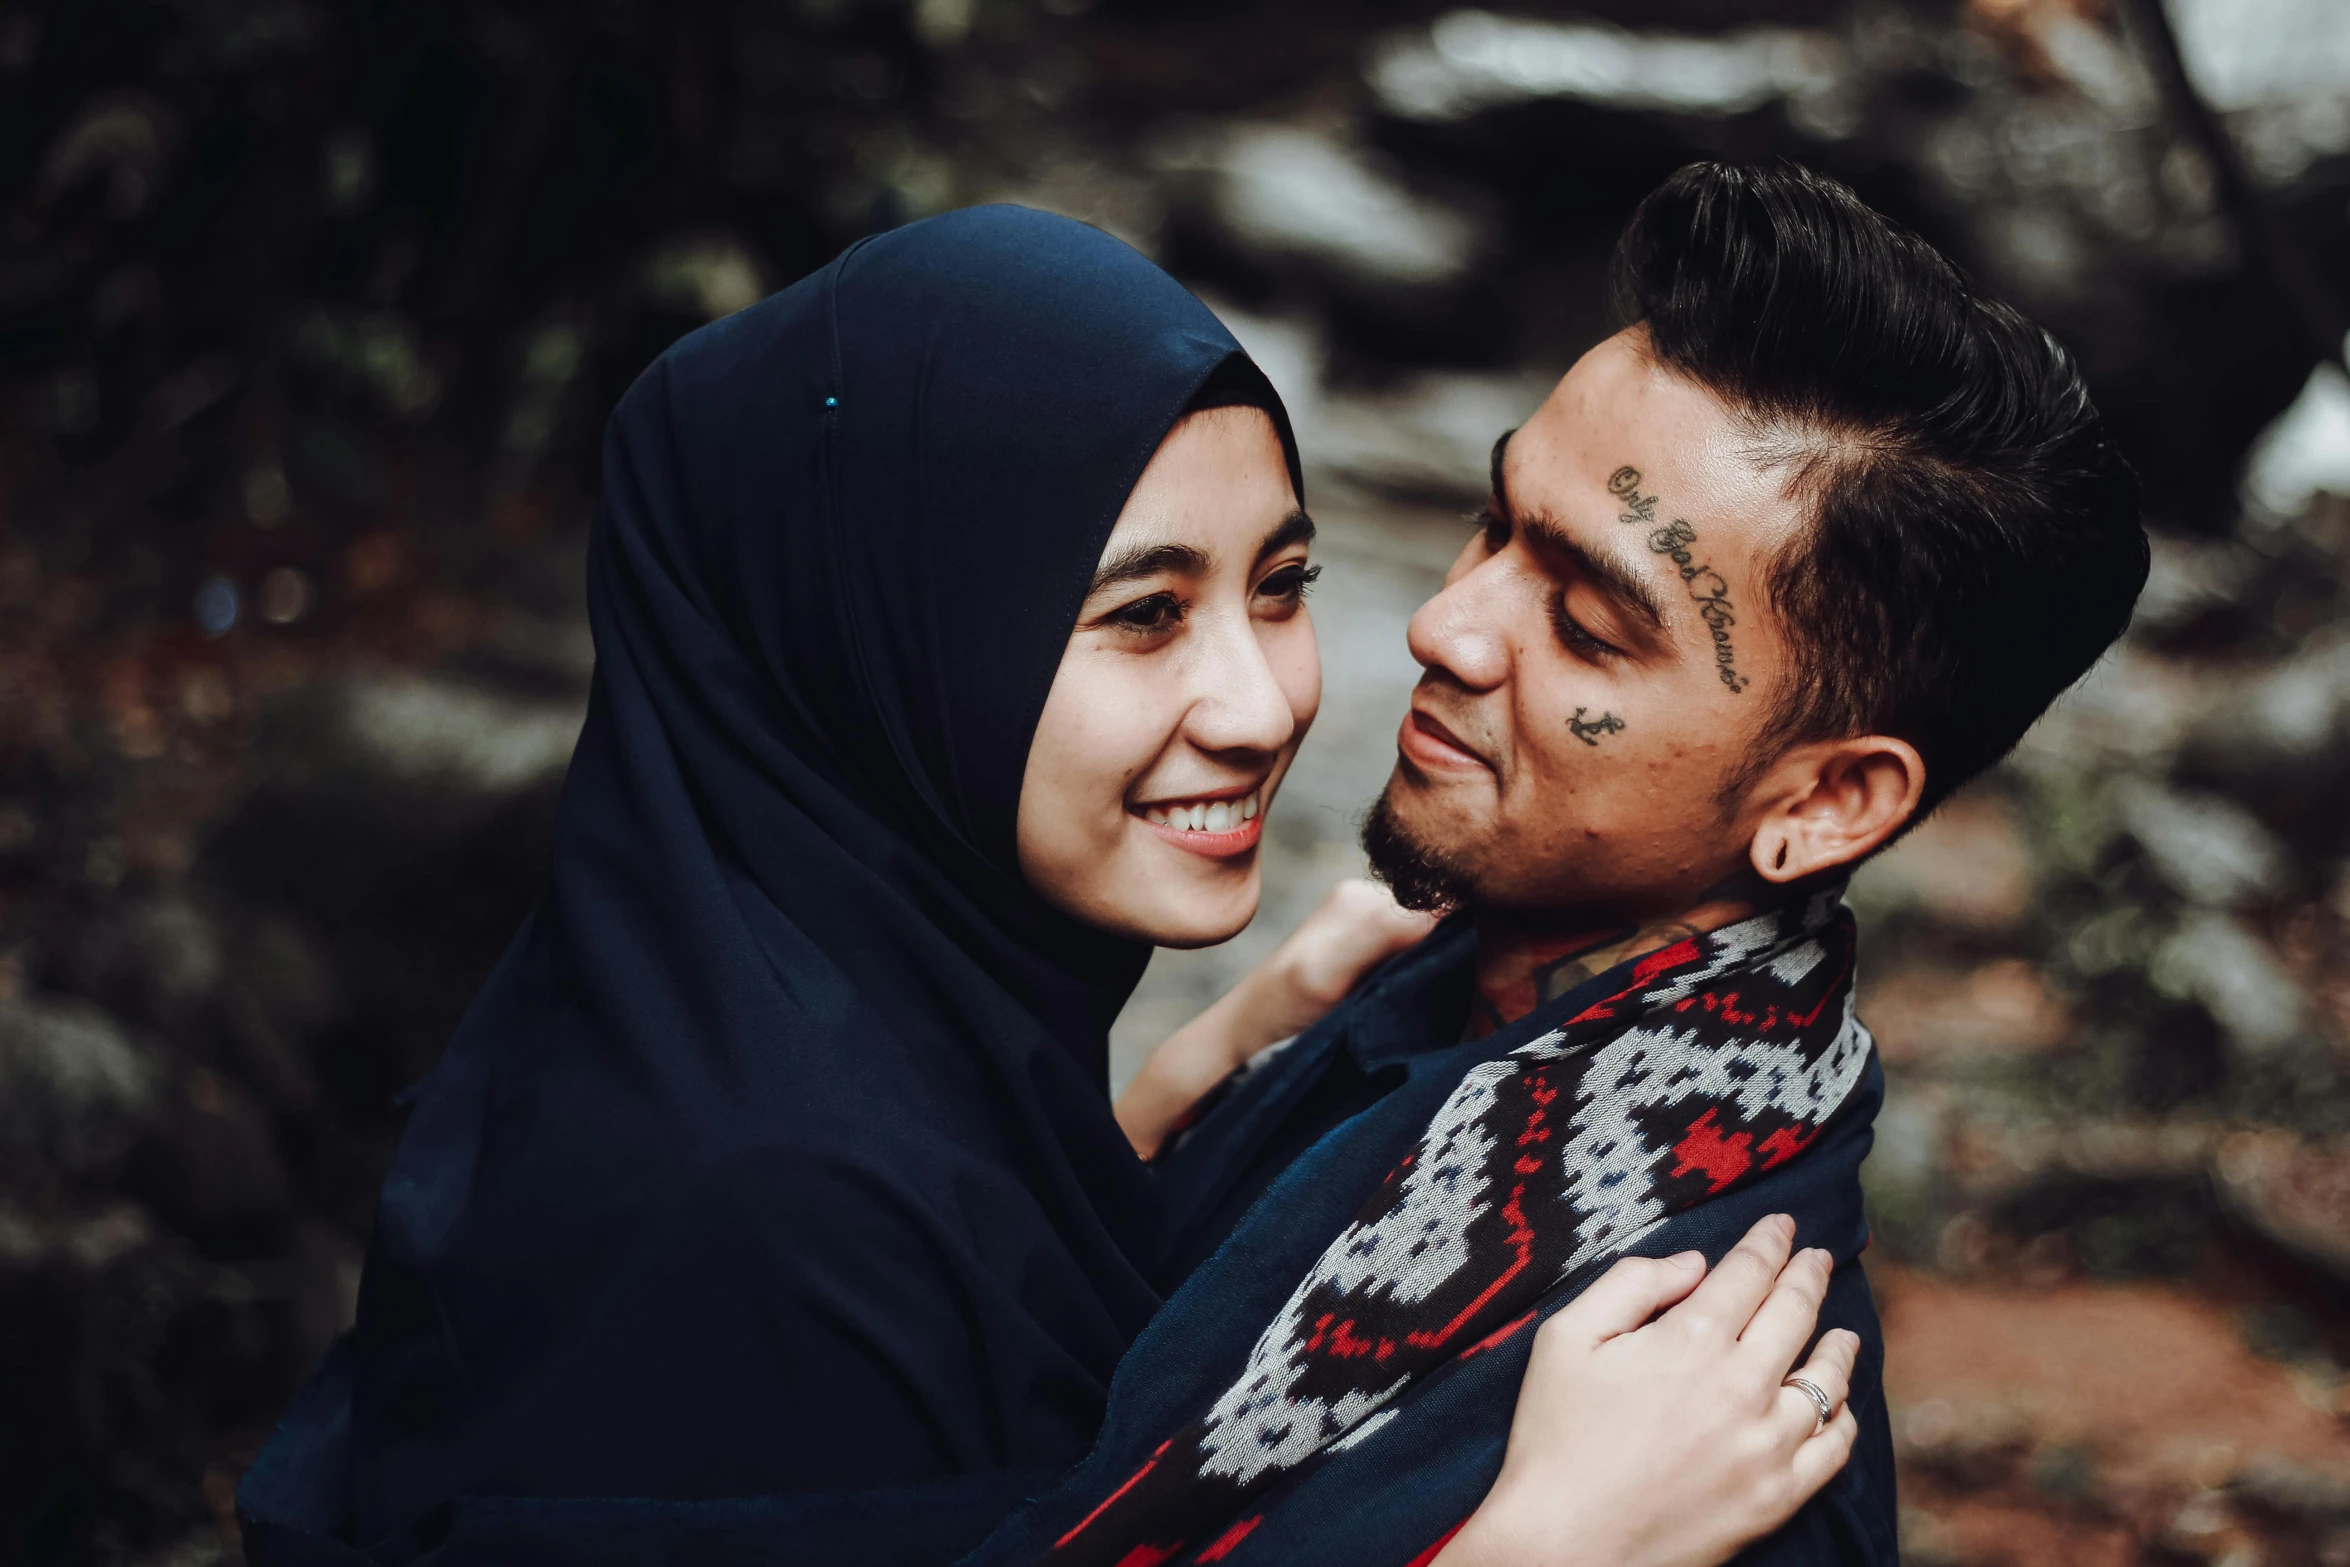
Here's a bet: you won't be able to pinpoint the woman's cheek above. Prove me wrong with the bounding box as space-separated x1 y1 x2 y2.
1269 610 1322 740
1018 641 1132 882
1087 656 1178 839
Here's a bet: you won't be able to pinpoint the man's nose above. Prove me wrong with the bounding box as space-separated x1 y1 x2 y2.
1406 557 1511 692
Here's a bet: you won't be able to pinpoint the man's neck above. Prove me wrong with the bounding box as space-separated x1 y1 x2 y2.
1462 878 1766 1041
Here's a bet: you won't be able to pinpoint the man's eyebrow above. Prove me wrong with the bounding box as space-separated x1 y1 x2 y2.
1489 428 1516 514
1087 540 1209 597
1253 508 1316 562
1489 425 1667 637
1519 514 1669 637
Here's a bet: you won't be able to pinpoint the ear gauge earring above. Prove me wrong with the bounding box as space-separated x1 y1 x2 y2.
1774 841 1790 872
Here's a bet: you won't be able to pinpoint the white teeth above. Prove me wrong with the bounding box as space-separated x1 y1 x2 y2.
1141 792 1265 831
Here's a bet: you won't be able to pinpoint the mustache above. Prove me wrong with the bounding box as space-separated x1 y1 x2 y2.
1409 686 1498 771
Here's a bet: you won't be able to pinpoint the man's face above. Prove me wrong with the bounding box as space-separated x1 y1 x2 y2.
1370 329 1812 923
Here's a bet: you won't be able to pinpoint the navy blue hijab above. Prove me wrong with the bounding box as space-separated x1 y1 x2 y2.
243 206 1299 1559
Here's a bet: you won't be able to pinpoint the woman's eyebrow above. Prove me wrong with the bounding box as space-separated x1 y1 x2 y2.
1088 540 1209 596
1253 509 1316 562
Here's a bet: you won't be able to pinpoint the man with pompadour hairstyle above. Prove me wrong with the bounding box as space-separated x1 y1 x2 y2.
989 161 2146 1567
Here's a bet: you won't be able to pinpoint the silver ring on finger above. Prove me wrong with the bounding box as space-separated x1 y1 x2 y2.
1784 1375 1835 1431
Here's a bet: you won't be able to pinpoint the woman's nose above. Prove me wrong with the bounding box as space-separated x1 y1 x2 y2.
1406 558 1510 692
1183 614 1299 756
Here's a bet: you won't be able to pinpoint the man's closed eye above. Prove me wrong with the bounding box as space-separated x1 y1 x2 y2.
1551 596 1625 661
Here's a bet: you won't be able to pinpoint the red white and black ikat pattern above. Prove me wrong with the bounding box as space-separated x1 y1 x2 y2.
1046 889 1873 1567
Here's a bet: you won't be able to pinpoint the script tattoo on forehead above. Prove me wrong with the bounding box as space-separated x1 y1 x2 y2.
1607 465 1751 695
1607 466 1657 526
1568 707 1625 746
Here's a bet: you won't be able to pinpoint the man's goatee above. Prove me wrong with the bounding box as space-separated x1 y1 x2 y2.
1359 787 1479 914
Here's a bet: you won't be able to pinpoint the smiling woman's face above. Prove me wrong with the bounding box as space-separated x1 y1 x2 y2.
1017 405 1321 948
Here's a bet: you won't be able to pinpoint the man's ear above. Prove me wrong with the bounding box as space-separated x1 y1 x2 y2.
1745 736 1926 883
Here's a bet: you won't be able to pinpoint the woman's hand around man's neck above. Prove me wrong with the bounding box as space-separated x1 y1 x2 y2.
1116 881 1437 1159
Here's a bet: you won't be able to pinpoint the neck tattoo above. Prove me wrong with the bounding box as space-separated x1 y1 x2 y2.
1464 918 1705 1041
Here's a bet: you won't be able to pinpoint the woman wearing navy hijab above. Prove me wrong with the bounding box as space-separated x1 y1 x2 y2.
241 205 1300 1561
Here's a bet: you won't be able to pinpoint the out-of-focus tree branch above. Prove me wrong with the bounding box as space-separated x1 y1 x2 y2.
2121 0 2350 376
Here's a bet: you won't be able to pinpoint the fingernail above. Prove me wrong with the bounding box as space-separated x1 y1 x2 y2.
1670 1250 1705 1270
1772 1214 1797 1239
1806 1247 1831 1267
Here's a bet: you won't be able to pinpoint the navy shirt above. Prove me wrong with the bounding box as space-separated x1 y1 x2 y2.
1118 918 1899 1566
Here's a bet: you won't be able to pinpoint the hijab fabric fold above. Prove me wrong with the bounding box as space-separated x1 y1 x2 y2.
242 205 1298 1559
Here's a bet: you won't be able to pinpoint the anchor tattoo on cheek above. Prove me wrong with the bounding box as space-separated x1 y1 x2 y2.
1568 708 1625 746
1608 465 1752 695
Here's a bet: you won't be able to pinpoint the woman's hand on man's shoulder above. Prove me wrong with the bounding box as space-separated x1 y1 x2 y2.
1437 1214 1860 1567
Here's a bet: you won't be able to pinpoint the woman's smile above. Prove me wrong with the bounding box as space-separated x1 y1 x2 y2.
1136 784 1265 857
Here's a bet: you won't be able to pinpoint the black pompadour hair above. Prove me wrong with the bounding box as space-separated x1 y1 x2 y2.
1611 161 2147 820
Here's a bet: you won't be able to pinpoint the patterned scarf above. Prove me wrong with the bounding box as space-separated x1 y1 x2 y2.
1044 890 1872 1567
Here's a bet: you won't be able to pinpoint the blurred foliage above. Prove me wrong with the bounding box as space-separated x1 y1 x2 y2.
6 0 2350 1562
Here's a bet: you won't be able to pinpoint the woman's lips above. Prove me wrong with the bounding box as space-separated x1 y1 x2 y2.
1141 812 1263 859
1135 787 1265 859
1397 709 1487 774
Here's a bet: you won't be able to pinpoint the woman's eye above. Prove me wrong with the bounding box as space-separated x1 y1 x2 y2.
1256 562 1321 607
1105 591 1184 635
1551 598 1620 661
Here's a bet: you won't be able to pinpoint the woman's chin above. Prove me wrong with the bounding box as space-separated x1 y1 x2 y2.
1111 869 1262 951
1147 915 1254 951
1025 827 1265 949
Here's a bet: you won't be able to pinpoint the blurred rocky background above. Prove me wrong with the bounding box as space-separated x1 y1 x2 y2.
4 0 2350 1561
